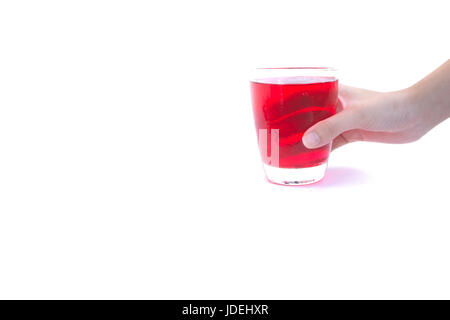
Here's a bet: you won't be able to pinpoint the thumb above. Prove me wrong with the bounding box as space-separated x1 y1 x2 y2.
302 109 359 149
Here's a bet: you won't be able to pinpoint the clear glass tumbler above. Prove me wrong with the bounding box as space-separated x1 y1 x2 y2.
250 67 338 185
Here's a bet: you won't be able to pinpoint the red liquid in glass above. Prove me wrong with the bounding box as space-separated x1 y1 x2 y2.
251 76 338 168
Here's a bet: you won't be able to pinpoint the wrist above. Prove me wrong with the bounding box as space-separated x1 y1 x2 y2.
406 82 450 124
388 87 418 123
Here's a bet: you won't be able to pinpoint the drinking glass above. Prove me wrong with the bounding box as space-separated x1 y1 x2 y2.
250 67 338 185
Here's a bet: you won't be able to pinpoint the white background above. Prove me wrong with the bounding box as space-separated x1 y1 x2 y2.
0 0 449 299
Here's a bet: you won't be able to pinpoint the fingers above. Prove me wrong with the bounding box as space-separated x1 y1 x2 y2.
331 135 349 151
339 84 376 101
331 130 364 151
302 83 375 149
338 84 354 100
302 109 359 149
336 98 344 112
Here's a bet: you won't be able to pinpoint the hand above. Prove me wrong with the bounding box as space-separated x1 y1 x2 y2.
302 61 450 150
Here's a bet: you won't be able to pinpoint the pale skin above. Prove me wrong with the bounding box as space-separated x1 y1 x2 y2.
302 60 450 150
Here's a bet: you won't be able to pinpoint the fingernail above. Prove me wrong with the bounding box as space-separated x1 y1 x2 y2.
303 132 320 148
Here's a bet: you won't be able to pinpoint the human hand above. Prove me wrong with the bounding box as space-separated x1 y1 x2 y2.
302 61 450 150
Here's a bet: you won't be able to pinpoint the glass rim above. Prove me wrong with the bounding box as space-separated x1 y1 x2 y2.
255 67 337 71
251 67 338 83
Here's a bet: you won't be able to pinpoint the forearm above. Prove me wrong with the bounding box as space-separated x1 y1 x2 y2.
407 60 450 125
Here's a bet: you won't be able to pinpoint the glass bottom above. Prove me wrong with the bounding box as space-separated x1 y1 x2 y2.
263 162 327 186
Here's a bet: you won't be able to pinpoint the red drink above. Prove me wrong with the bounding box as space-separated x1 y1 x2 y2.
251 76 338 169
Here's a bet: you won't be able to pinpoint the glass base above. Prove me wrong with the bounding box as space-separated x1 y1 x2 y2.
263 162 327 186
